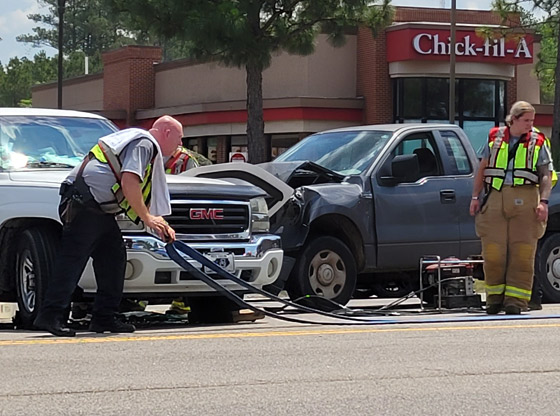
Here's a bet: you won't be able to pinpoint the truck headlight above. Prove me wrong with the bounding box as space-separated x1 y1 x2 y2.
250 197 270 233
115 213 145 231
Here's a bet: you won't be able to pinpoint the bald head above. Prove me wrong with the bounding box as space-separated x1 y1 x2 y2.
149 115 183 156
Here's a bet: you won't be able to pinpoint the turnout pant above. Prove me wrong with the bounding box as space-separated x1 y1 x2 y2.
38 205 126 324
475 185 546 309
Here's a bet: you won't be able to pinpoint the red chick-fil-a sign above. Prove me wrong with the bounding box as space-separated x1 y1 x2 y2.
386 27 533 64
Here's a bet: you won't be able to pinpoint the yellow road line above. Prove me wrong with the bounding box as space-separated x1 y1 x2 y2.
2 322 560 346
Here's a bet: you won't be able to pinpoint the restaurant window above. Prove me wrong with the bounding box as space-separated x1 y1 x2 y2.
206 137 218 162
231 135 248 154
394 77 506 154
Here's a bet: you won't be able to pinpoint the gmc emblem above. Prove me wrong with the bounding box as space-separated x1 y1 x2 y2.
190 208 224 220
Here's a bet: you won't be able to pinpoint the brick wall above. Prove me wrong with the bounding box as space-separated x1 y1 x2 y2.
358 7 520 124
394 7 518 25
507 67 518 110
357 27 392 124
102 46 162 126
216 136 230 163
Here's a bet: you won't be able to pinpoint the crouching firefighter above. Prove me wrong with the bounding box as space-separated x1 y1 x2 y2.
470 101 553 315
34 116 182 337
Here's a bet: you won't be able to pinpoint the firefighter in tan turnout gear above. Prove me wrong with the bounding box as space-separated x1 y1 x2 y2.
470 101 553 314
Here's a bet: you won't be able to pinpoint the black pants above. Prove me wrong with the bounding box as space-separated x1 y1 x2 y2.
37 204 126 324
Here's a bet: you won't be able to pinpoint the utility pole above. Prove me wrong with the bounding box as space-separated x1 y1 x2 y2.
57 0 66 109
449 0 456 124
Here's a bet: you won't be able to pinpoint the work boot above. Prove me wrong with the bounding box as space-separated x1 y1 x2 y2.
34 316 76 337
485 304 502 315
89 318 136 334
504 305 522 315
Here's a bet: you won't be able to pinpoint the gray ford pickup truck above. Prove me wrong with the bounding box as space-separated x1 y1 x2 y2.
188 123 560 310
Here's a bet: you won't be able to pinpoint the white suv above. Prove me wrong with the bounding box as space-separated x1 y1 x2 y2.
0 108 283 327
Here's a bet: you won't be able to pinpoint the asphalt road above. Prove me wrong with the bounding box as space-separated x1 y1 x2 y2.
2 299 560 416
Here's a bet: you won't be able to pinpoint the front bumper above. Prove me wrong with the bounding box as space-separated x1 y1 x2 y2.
78 234 283 295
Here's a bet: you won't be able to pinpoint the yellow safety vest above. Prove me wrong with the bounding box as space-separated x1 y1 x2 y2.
484 126 545 191
90 144 153 224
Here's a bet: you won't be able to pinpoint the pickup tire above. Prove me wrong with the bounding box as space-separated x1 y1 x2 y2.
536 233 560 303
15 227 58 329
288 236 357 311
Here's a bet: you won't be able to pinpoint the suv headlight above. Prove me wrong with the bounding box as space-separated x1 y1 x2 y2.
250 196 270 233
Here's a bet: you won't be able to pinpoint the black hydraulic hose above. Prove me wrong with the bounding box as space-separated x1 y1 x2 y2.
168 240 392 322
165 241 387 325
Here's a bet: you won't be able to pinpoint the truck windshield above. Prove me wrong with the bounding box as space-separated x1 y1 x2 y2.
0 116 117 170
276 130 393 175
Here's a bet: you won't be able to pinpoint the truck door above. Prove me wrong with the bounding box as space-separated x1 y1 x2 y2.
371 130 465 270
437 129 480 258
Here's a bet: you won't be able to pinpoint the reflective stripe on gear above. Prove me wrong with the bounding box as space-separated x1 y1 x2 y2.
112 164 153 224
513 169 539 183
504 285 532 301
485 283 505 296
90 143 153 224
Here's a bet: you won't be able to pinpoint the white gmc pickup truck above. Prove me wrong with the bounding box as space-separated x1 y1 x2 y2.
0 108 283 327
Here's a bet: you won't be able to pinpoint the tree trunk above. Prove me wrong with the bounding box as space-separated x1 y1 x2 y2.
552 22 560 168
246 61 267 163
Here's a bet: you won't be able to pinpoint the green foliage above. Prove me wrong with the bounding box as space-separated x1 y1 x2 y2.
16 0 139 55
105 0 394 162
491 0 560 165
9 0 395 162
536 19 558 104
64 50 104 78
2 0 193 108
31 51 57 82
0 51 104 107
0 57 34 107
491 0 559 100
107 0 394 70
17 0 192 64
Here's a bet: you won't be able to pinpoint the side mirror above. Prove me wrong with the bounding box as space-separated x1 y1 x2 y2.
378 154 420 186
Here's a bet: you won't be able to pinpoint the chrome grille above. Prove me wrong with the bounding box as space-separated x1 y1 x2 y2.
165 200 250 240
